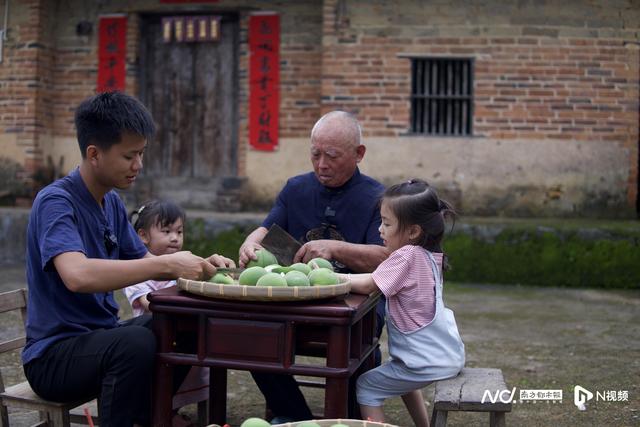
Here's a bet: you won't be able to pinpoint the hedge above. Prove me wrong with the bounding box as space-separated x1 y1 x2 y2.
184 217 640 289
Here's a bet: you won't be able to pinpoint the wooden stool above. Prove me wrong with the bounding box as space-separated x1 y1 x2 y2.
431 368 512 427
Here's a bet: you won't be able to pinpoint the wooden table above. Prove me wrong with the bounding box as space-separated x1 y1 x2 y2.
148 286 380 426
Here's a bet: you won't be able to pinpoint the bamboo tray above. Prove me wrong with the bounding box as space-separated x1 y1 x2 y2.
206 421 398 427
177 277 351 302
272 420 399 427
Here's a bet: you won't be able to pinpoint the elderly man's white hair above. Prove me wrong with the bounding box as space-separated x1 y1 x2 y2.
310 111 362 147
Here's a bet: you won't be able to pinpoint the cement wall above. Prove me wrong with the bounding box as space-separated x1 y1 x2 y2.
0 207 263 266
244 135 632 218
0 208 30 265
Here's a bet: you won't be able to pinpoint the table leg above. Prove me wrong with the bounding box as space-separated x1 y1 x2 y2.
152 313 174 426
324 325 350 418
348 371 361 419
153 361 174 426
210 367 227 425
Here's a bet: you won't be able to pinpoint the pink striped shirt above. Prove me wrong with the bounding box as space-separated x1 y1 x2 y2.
371 245 442 333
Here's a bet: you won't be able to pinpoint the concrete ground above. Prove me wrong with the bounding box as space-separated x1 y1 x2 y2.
1 263 638 426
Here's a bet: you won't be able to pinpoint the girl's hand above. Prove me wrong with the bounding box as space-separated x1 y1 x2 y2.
344 273 378 295
206 254 236 268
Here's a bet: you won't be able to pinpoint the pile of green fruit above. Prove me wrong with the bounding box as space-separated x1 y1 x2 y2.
209 249 341 287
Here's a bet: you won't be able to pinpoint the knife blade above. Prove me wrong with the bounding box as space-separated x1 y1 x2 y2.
215 267 245 275
261 224 302 266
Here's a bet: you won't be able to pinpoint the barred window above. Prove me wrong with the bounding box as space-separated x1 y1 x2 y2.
410 57 474 136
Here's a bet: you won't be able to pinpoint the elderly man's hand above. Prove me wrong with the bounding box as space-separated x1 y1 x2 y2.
239 241 264 268
294 240 340 263
206 254 236 268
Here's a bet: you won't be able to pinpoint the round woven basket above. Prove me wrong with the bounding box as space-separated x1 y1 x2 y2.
272 420 399 427
206 421 398 427
177 277 351 302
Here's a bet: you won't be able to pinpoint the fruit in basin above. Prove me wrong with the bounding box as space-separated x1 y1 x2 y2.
240 418 270 427
289 262 312 275
246 249 278 268
308 268 339 286
256 272 287 287
209 273 234 284
307 257 333 271
285 270 310 287
238 266 267 286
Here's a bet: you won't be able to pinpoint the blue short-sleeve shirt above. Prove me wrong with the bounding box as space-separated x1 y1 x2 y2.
262 168 385 270
22 168 148 364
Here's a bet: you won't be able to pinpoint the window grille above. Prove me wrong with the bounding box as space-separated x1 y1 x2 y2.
410 57 473 135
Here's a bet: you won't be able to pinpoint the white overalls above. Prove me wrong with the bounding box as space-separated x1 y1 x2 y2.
357 250 465 406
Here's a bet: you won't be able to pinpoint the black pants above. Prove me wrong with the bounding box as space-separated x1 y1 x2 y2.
252 296 386 420
24 315 162 427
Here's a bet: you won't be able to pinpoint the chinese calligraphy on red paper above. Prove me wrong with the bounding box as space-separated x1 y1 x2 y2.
249 14 279 151
97 16 127 93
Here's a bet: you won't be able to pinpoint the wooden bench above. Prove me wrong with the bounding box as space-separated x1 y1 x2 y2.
1 288 209 427
0 288 99 427
431 368 512 427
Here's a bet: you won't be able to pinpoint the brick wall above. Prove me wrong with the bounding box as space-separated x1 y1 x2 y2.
0 0 55 175
320 0 639 214
236 1 323 175
321 0 639 137
1 0 638 216
0 0 322 177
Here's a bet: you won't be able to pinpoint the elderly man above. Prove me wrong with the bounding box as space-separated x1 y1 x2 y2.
239 111 388 422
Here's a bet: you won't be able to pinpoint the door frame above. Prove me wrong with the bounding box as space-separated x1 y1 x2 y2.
137 10 240 178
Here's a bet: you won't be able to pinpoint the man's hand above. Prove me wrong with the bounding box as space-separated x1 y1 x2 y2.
239 241 263 268
207 254 236 268
164 251 216 281
294 240 340 263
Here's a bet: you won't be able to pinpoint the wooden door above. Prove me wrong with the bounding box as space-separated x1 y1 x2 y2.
137 14 238 207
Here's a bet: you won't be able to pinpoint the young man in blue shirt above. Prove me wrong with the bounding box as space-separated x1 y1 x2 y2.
239 111 389 422
23 92 232 426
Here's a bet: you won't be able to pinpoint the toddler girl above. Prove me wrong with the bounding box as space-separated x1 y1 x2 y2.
124 199 208 427
344 179 465 427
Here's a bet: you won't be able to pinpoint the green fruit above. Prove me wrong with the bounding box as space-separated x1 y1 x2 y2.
247 249 278 268
298 423 322 427
307 257 333 271
238 266 267 286
240 418 270 427
308 268 339 286
285 270 310 287
264 263 285 273
209 273 234 284
256 272 287 287
330 424 349 427
289 262 311 275
271 265 293 274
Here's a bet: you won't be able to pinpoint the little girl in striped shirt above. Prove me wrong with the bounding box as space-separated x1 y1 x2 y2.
343 178 465 427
